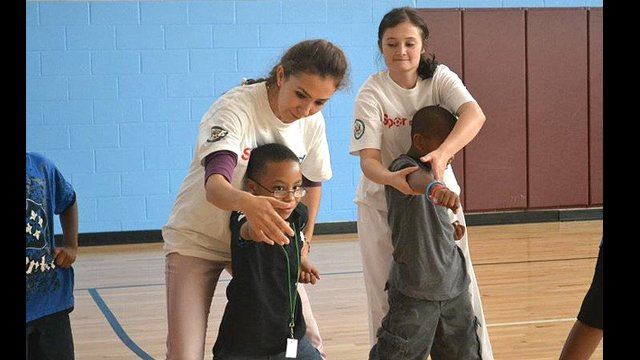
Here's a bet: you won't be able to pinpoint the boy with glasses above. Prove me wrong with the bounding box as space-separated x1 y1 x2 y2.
212 143 322 359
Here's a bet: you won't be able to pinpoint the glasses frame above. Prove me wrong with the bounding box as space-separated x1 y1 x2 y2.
248 177 307 200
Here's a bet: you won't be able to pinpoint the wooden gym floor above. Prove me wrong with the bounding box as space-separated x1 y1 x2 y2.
71 220 603 359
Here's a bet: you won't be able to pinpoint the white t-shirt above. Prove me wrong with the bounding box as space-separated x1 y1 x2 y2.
349 64 475 211
163 82 332 262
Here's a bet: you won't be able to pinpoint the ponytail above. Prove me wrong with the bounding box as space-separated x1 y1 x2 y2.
417 53 438 80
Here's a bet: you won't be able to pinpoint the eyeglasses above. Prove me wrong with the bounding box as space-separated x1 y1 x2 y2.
248 178 307 200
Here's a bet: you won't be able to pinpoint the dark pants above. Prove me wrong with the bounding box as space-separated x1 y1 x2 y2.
26 310 75 360
213 336 322 360
370 287 481 360
577 241 603 330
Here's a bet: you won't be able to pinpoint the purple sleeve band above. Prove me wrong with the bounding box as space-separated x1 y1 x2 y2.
204 150 238 184
302 175 321 188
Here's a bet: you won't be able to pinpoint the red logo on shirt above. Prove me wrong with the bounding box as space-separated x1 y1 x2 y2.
383 113 410 128
240 147 252 161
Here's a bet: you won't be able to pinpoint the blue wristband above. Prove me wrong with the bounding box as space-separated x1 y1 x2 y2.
425 180 446 198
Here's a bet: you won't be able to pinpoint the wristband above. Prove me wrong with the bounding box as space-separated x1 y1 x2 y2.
429 184 447 198
425 180 446 198
429 186 448 204
300 232 311 254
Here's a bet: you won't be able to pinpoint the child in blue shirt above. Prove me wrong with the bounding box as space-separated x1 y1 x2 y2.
26 152 79 360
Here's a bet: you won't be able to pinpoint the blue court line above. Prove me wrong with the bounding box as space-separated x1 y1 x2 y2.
88 288 154 360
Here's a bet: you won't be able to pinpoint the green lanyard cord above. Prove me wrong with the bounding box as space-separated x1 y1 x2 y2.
280 221 300 338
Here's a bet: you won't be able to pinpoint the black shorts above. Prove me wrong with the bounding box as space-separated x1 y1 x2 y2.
26 309 75 360
577 242 603 330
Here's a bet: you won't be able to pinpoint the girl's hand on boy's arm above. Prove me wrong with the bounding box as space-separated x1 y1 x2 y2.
420 148 451 182
359 149 419 195
452 221 466 240
388 166 421 195
299 258 320 285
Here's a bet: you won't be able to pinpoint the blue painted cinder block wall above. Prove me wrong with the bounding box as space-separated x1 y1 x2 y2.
26 0 603 234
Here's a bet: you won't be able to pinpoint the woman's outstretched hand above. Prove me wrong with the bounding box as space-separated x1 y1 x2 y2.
241 195 295 245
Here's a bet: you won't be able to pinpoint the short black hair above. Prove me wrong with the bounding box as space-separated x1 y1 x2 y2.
246 143 300 181
411 105 457 143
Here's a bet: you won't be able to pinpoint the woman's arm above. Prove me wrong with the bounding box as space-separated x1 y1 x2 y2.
420 101 486 181
205 174 294 244
359 148 419 195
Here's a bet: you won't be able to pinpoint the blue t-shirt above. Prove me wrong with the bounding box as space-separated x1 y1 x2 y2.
26 152 76 323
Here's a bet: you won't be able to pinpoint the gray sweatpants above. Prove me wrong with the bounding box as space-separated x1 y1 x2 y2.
369 286 481 360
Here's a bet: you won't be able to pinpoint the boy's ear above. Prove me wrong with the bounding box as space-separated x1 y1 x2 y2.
412 133 425 153
246 179 257 194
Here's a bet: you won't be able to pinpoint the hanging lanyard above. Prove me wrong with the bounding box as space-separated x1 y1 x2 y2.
280 221 301 339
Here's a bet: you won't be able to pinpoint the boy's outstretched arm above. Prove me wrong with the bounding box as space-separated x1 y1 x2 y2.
54 199 78 268
406 169 460 212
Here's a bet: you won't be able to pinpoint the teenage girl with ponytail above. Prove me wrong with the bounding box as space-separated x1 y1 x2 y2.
163 39 348 360
349 7 494 359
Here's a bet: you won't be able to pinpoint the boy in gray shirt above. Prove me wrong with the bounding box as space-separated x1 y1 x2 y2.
369 105 481 360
